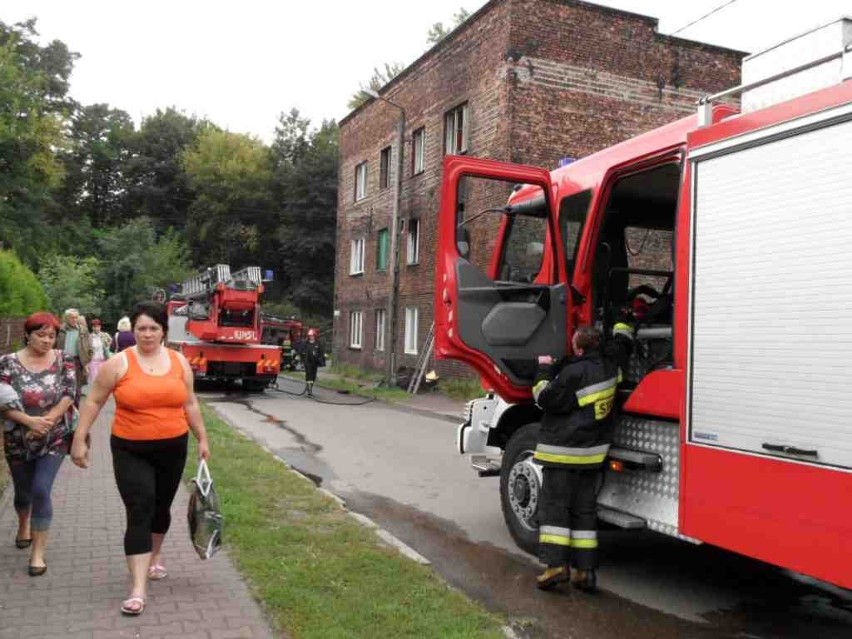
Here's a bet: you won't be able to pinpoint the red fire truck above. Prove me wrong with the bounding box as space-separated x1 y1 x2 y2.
167 264 280 391
438 20 852 589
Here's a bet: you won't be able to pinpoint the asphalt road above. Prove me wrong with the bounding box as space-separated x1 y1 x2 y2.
201 378 852 639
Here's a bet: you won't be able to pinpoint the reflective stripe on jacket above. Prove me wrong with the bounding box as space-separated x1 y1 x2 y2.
533 350 620 469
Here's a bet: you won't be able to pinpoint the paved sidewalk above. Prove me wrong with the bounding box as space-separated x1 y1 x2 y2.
0 403 277 639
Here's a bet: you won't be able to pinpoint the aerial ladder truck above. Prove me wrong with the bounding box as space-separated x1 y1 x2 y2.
167 264 281 391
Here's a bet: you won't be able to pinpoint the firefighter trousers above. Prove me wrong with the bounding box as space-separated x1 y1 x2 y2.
538 466 600 570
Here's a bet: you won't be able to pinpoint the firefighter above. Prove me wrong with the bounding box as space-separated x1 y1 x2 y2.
533 323 633 593
302 329 325 396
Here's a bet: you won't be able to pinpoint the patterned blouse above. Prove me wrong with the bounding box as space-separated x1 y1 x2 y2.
0 350 77 460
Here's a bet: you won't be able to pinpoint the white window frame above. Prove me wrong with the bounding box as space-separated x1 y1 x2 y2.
444 103 469 155
406 218 420 265
349 311 363 349
355 161 368 201
349 238 365 275
375 309 386 352
404 307 418 355
412 128 426 175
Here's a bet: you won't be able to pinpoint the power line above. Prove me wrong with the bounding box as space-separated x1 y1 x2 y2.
669 0 741 37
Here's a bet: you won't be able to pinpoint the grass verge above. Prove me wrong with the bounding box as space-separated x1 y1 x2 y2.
441 377 486 401
187 404 506 639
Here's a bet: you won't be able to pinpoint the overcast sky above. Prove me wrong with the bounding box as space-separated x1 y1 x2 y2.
4 1 851 141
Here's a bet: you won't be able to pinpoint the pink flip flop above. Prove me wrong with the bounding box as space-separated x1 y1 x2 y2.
120 596 145 616
147 564 168 580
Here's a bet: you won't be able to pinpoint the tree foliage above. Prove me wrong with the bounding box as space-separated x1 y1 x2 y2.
347 62 406 110
0 19 338 328
96 218 193 321
271 113 338 316
0 20 74 266
0 250 49 316
57 103 135 227
426 8 471 44
39 254 104 316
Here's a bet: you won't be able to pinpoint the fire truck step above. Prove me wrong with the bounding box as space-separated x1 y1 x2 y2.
607 446 663 472
597 507 646 530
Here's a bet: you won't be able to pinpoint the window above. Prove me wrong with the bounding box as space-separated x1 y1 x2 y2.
407 218 420 265
376 228 389 270
559 191 592 280
379 147 391 190
349 311 363 348
404 307 418 354
355 161 368 201
375 309 386 351
412 128 426 175
350 238 365 275
444 103 469 155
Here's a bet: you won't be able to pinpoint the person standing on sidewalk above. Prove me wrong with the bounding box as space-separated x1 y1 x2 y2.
86 319 112 384
70 301 211 616
113 316 136 352
1 312 77 577
56 308 91 404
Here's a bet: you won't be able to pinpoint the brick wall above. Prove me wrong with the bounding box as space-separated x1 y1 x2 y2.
334 0 743 380
0 318 25 356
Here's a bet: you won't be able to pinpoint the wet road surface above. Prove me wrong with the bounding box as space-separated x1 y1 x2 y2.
200 378 852 638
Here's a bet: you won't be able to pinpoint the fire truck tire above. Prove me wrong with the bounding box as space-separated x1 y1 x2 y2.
500 422 542 556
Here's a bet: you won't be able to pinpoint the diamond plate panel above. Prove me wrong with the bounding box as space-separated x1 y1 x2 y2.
598 417 681 535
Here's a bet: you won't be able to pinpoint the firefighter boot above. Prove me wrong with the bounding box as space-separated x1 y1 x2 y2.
306 382 313 396
536 566 569 590
570 568 597 593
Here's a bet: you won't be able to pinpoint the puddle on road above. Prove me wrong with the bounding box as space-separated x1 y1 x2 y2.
340 491 737 639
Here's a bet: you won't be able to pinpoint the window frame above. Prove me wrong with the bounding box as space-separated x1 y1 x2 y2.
406 218 421 265
404 307 419 355
379 146 391 190
375 308 386 352
349 310 363 349
444 103 469 155
355 161 368 201
376 228 389 271
350 237 365 275
412 128 426 175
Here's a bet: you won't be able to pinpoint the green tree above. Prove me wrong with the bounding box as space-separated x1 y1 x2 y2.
0 250 49 316
56 103 135 227
347 62 406 110
271 114 338 316
96 218 193 321
182 128 274 266
427 8 471 44
0 20 75 266
38 253 103 316
125 107 204 232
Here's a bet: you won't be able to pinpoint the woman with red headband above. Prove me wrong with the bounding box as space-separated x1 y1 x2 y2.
0 311 77 576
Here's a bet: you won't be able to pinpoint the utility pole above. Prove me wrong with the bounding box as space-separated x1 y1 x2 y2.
365 89 405 387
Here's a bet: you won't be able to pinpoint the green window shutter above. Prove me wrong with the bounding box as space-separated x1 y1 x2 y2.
377 229 389 270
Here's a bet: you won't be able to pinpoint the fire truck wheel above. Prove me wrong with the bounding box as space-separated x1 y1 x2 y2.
500 422 542 556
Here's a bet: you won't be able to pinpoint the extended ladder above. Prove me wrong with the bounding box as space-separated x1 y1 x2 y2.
407 322 435 394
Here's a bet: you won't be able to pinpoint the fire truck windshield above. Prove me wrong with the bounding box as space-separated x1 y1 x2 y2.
219 309 255 327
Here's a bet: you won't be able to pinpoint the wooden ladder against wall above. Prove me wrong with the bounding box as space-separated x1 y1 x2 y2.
407 322 435 394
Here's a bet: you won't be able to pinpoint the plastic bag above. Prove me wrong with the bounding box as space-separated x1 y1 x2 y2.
187 459 223 560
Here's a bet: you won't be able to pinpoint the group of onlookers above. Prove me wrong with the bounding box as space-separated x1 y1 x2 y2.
1 303 210 616
54 309 136 389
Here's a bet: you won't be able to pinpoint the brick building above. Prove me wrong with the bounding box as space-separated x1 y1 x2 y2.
333 0 743 379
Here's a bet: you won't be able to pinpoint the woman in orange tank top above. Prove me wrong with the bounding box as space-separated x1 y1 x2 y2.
71 301 210 617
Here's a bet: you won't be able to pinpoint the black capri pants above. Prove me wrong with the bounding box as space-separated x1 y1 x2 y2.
111 433 188 555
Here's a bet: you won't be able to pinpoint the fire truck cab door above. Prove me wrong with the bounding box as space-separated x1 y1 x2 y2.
436 156 568 404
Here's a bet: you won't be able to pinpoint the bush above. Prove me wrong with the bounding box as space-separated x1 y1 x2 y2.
0 250 49 316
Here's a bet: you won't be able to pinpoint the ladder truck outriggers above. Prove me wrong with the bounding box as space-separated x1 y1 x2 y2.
436 19 852 589
167 264 281 391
